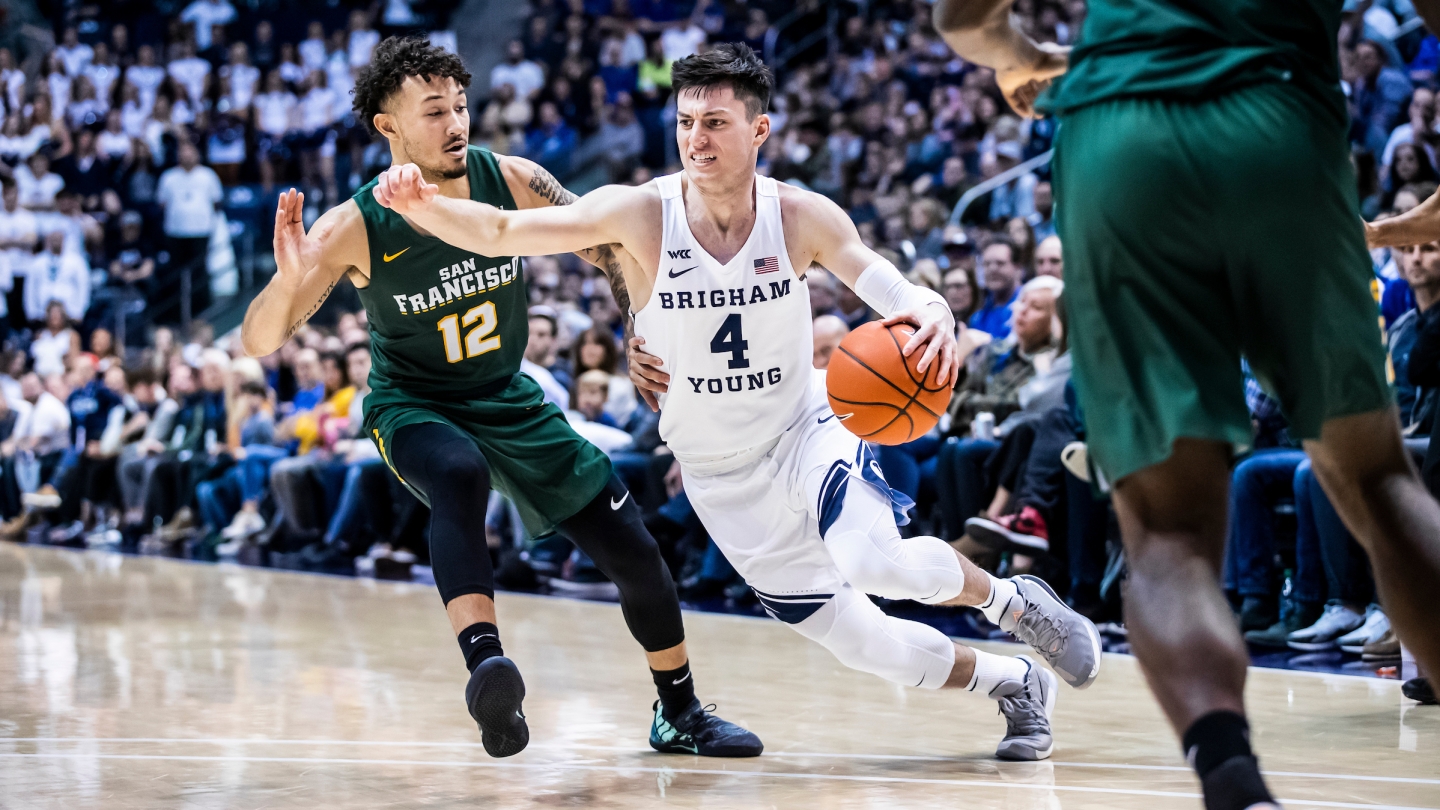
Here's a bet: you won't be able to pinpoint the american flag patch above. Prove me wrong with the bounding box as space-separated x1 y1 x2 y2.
754 256 780 274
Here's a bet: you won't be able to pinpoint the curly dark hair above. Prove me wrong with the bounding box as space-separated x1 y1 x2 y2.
352 36 473 134
670 42 773 119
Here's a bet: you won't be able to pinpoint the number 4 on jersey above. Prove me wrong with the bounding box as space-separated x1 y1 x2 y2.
710 313 750 369
437 301 502 363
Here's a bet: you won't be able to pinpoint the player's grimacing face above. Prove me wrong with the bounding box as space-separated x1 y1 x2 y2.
387 75 470 180
676 87 768 178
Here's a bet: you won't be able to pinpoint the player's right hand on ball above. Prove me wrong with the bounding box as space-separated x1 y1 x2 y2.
997 42 1069 118
373 163 439 214
628 336 669 412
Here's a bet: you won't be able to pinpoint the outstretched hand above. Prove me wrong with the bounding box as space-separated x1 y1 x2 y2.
997 42 1069 118
273 189 336 288
628 336 669 412
373 163 439 215
884 303 959 387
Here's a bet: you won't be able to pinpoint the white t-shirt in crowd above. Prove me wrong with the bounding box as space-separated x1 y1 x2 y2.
84 61 120 106
1 68 24 112
168 57 211 108
253 91 297 135
14 165 64 209
349 29 380 68
36 210 90 257
0 204 37 282
120 100 147 137
278 59 307 87
126 64 166 108
55 43 94 77
47 72 72 115
180 0 237 50
661 25 706 61
157 164 223 238
30 328 74 378
22 391 71 455
490 60 545 99
299 37 328 72
221 63 260 110
26 250 90 322
97 128 133 159
300 87 338 130
0 130 43 163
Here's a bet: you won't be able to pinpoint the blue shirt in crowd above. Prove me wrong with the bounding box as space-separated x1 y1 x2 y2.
67 380 123 445
969 288 1019 339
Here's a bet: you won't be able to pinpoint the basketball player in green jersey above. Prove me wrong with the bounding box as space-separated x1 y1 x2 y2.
240 37 761 760
936 1 1440 808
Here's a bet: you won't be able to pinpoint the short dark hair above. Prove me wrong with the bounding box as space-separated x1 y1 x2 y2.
345 340 372 358
239 379 269 398
670 42 773 119
982 235 1019 265
352 36 472 134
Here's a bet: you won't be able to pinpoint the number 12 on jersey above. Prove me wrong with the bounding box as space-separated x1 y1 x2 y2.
437 301 502 363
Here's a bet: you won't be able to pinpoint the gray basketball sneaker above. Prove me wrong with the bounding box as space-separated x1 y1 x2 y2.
997 575 1103 689
991 655 1057 761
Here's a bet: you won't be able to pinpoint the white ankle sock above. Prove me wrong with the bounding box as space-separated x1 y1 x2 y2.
978 575 1019 624
966 649 1030 696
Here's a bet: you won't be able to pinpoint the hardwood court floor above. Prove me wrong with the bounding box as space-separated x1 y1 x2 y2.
0 544 1435 810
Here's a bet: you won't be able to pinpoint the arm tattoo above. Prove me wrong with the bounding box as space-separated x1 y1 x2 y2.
529 166 634 338
528 165 577 206
282 277 340 341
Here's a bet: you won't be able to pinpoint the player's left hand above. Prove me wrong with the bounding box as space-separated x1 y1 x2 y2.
373 163 438 214
884 303 958 387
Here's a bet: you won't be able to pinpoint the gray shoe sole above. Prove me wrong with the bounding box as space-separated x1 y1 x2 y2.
1015 575 1103 690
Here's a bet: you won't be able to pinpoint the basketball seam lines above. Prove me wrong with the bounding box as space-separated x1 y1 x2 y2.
885 325 948 394
835 345 942 423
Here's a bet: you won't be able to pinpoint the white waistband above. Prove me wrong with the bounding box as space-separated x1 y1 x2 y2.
673 434 782 476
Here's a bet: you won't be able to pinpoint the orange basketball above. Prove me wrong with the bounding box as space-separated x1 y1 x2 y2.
826 321 953 445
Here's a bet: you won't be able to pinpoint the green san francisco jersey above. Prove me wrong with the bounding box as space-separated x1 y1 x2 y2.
353 146 528 397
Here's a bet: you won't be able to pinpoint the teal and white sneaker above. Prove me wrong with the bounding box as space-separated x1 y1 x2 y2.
649 700 764 757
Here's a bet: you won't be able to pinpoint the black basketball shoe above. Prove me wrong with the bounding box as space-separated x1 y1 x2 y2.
465 656 529 757
649 699 764 757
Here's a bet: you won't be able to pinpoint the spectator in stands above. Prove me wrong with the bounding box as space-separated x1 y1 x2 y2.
969 236 1023 338
1353 39 1415 158
943 265 981 328
253 71 298 193
1382 86 1436 173
0 371 71 531
1035 235 1063 279
1028 180 1056 241
29 301 78 378
97 111 133 161
572 369 618 427
156 141 222 323
16 152 64 211
936 277 1061 539
296 71 340 203
523 307 570 409
596 93 645 183
26 234 90 325
1382 142 1439 209
812 314 849 370
572 326 634 426
492 39 546 102
0 182 37 331
181 0 237 51
527 101 578 176
808 268 842 319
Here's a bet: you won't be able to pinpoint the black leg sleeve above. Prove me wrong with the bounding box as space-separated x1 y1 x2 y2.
556 475 686 653
389 422 495 604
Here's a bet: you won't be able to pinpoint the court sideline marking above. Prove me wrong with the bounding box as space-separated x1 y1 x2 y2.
3 737 1434 787
0 751 1433 809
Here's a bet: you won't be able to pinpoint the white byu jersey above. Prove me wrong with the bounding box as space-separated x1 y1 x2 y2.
633 172 814 458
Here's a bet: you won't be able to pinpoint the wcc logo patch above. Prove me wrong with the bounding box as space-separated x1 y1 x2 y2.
668 249 692 259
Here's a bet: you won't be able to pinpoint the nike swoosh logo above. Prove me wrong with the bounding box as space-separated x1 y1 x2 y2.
610 492 630 510
469 633 496 643
818 414 836 424
668 266 698 278
672 672 692 686
383 247 411 262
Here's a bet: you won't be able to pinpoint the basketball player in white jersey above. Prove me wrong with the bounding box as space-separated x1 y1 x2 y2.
370 43 1102 760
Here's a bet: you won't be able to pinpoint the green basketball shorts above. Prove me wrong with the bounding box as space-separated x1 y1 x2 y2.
1052 80 1392 483
363 372 612 536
